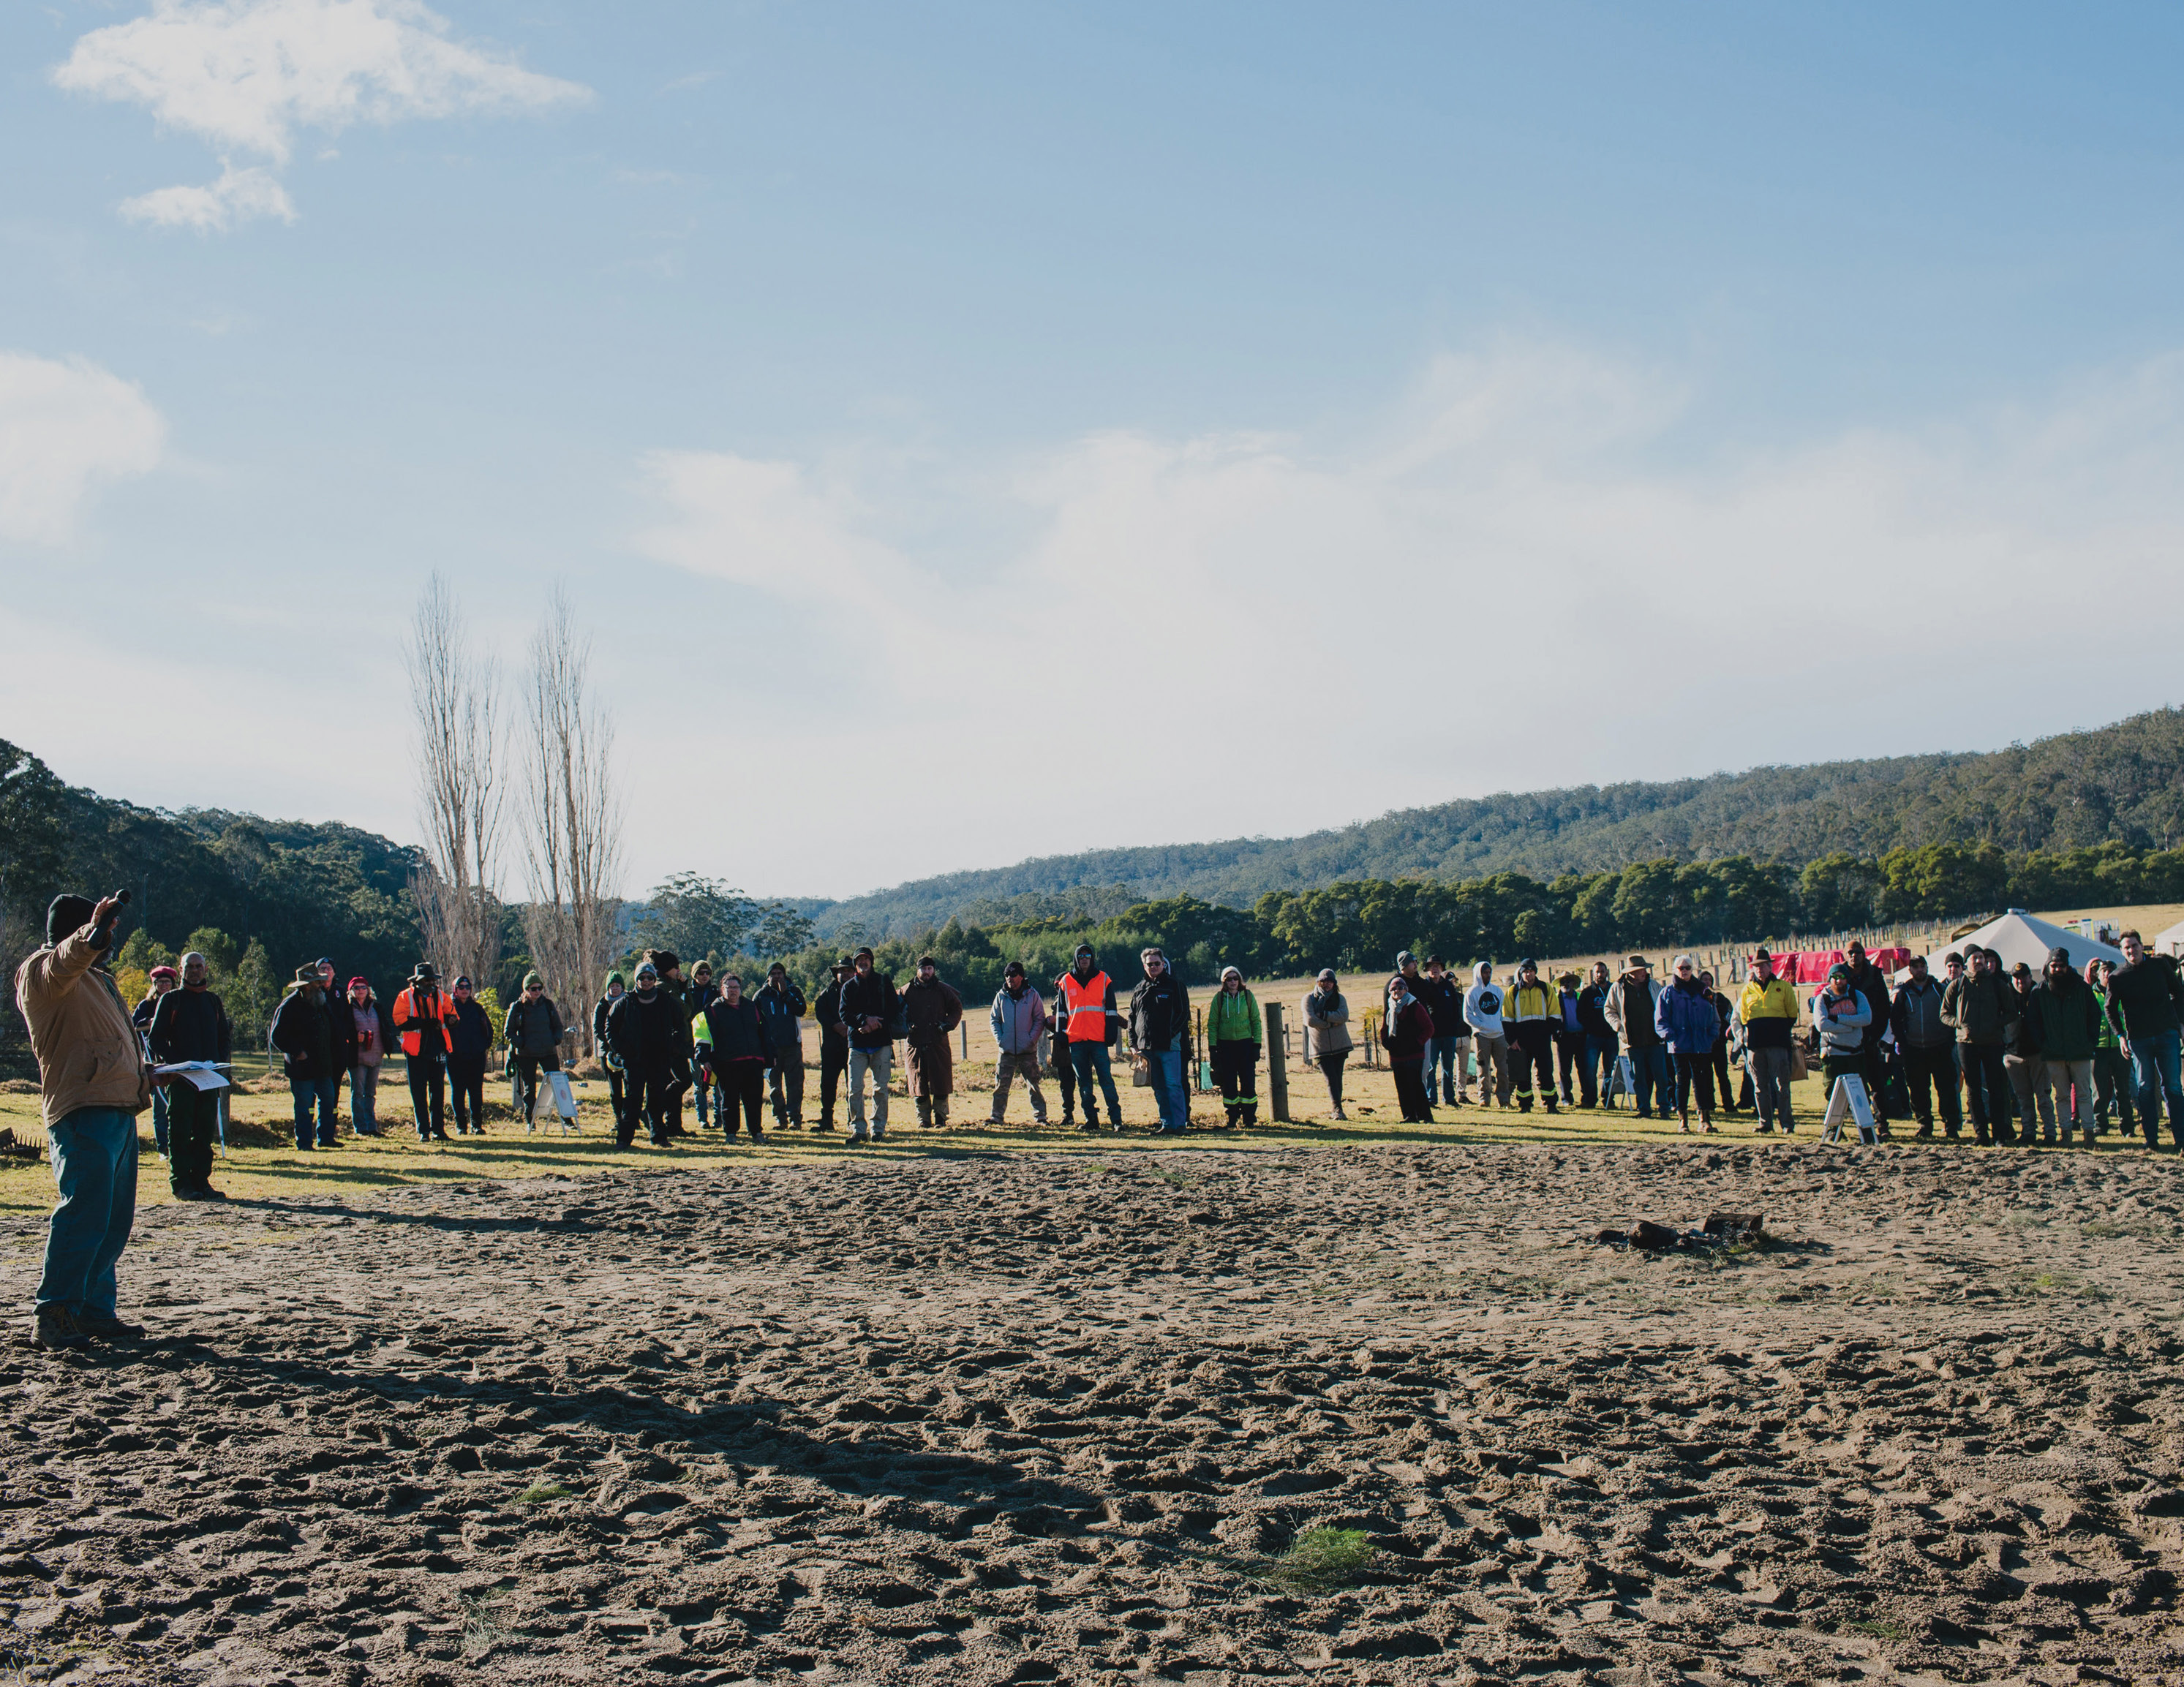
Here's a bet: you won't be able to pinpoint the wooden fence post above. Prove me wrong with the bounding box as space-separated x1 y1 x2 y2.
1264 1000 1290 1122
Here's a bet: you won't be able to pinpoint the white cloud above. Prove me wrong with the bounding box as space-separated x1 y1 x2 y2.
120 160 296 230
625 341 2184 894
54 0 591 227
0 353 165 546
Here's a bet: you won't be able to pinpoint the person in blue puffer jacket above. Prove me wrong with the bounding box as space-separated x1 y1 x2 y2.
1654 954 1722 1133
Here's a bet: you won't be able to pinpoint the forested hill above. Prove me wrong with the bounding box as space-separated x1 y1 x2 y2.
810 708 2184 938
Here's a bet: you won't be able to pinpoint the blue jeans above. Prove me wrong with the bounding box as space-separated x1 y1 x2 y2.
290 1075 338 1149
38 1108 138 1318
2128 1028 2184 1147
1428 1035 1463 1104
1070 1042 1123 1125
1145 1049 1186 1131
1630 1046 1671 1117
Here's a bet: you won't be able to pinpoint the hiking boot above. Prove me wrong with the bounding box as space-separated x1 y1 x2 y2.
813 1120 835 1133
171 1184 208 1201
1976 1130 1993 1146
1755 1122 1775 1133
1914 1123 1934 1140
77 1310 144 1340
1333 1104 1348 1121
1077 1120 1101 1134
1543 1099 1559 1116
32 1306 89 1351
198 1182 228 1201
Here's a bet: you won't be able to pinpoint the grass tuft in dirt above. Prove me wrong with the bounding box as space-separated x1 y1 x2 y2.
460 1593 516 1654
514 1481 571 1506
1268 1526 1376 1592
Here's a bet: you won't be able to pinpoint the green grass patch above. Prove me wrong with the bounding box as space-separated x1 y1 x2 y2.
1268 1526 1376 1592
459 1593 516 1655
515 1482 572 1506
1842 1616 1908 1640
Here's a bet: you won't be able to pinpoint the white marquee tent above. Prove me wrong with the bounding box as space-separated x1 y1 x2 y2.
2156 917 2184 958
1897 910 2125 982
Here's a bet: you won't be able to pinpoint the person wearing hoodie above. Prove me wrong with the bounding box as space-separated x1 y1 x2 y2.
2004 962 2052 1144
2087 959 2135 1140
642 949 695 1138
813 956 852 1133
1301 969 1353 1120
691 973 771 1140
990 962 1051 1125
1736 949 1801 1135
593 971 628 1135
1604 956 1668 1120
1418 955 1469 1107
446 975 493 1135
1382 973 1436 1122
1889 953 1959 1139
756 964 808 1128
2029 947 2101 1146
1943 946 2019 1146
339 975 394 1139
147 951 233 1199
1504 959 1559 1114
1058 943 1123 1133
1206 966 1262 1128
2104 928 2184 1150
1812 960 1874 1116
504 971 569 1128
903 956 965 1130
684 961 720 1130
1464 962 1511 1108
605 960 685 1147
1656 955 1722 1133
1576 960 1616 1109
1553 970 1589 1107
1128 948 1191 1134
271 964 347 1150
837 947 901 1143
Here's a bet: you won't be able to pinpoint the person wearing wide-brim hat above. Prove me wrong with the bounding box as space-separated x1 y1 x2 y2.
391 963 456 1141
270 962 345 1150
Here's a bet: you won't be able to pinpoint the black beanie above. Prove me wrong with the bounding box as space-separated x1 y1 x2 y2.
46 895 96 948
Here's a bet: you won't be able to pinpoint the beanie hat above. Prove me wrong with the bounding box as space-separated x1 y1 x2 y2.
523 970 543 989
1221 965 1243 981
604 970 625 989
1395 950 1415 968
1517 956 1537 973
636 961 658 980
2047 946 2072 967
45 894 95 947
149 965 178 981
645 948 680 975
917 954 936 967
347 975 368 991
1004 960 1025 976
1317 967 1337 982
452 974 472 988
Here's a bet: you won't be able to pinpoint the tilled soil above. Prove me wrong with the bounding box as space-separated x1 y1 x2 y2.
3 1141 2183 1686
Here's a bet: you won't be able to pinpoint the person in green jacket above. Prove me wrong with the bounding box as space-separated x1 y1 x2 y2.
2088 958 2135 1140
1206 966 1262 1128
2028 947 2101 1146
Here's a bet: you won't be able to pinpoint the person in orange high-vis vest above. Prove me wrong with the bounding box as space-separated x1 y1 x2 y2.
391 962 458 1141
1058 943 1123 1133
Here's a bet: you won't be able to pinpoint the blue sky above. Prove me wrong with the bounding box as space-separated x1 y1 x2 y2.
4 1 2183 901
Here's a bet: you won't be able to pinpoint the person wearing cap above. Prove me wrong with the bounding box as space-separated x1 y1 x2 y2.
1129 948 1191 1134
991 962 1052 1127
339 975 394 1139
505 971 568 1129
1382 971 1437 1123
1656 955 1720 1132
146 950 233 1197
755 963 808 1128
1058 944 1123 1133
1603 955 1668 1120
1464 962 1511 1109
605 961 685 1147
2003 960 2052 1144
1553 970 1588 1108
682 962 720 1129
1206 966 1262 1128
1505 958 1559 1115
691 973 771 1139
1301 969 1353 1121
15 892 157 1349
642 949 696 1137
812 956 854 1133
1576 960 1616 1109
1888 952 1959 1139
271 962 347 1149
2103 927 2184 1150
1418 955 1470 1107
838 947 902 1142
903 956 965 1130
594 971 630 1135
133 964 180 1158
391 962 457 1142
1736 950 1801 1135
446 974 494 1134
2087 959 2135 1141
1943 946 2019 1145
2028 947 2100 1147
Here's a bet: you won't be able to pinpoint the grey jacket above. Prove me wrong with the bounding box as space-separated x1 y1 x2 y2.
1813 986 1872 1056
990 985 1047 1056
1303 987 1352 1057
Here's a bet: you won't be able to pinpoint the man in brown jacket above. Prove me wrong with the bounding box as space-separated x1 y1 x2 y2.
902 955 963 1129
12 894 154 1351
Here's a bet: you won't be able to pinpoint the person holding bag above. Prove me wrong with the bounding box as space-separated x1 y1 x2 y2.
504 973 567 1129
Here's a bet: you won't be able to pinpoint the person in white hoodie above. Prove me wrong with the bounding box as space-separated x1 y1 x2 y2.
1465 962 1511 1108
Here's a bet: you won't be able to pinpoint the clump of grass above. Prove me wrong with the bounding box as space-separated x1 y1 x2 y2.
2082 1218 2167 1240
1268 1526 1376 1592
515 1480 571 1505
1842 1615 1907 1640
1156 1171 1193 1189
459 1593 514 1654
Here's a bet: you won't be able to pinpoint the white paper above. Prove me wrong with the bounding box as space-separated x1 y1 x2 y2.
154 1062 230 1092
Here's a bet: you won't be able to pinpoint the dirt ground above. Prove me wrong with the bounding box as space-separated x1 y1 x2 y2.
3 1136 2183 1686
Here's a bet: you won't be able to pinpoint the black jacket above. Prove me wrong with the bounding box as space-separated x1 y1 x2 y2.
1413 973 1464 1038
1576 981 1614 1039
148 986 232 1065
2104 952 2184 1042
1845 959 1891 1029
448 997 493 1058
754 980 807 1053
838 970 900 1052
592 993 621 1052
606 987 689 1075
814 978 849 1046
1889 975 1951 1049
695 997 770 1065
1129 972 1191 1053
268 986 341 1081
505 996 566 1059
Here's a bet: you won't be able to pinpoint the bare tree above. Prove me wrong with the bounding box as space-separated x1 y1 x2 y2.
519 586 625 1054
405 575 507 988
